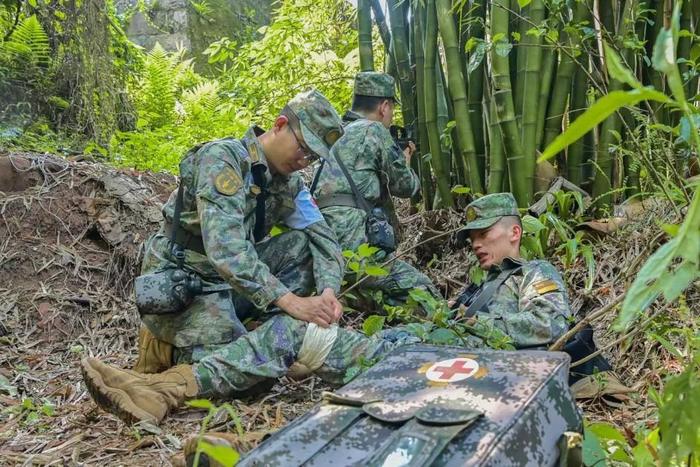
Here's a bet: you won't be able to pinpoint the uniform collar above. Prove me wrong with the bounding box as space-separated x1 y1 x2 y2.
342 110 366 124
242 125 277 184
486 256 524 276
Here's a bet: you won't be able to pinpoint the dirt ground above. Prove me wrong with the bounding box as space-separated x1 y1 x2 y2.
0 151 693 465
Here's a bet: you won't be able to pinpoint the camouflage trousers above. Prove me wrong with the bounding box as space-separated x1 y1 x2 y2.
141 230 316 350
193 314 416 398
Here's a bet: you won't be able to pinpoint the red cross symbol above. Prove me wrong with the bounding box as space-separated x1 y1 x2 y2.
425 358 479 383
434 360 476 379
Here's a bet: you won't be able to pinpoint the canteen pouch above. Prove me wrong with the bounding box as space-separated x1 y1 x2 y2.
134 267 203 315
365 207 396 253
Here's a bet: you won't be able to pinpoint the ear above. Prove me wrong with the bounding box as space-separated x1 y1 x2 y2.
511 223 523 243
273 115 289 133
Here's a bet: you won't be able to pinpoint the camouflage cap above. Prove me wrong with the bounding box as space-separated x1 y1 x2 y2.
354 72 398 102
286 89 344 160
464 192 520 230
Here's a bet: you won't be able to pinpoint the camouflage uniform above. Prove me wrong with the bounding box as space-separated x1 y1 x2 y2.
453 192 571 349
313 72 440 305
187 193 570 397
139 90 345 358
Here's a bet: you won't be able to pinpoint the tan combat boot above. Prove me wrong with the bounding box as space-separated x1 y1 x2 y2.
81 357 198 425
132 324 174 374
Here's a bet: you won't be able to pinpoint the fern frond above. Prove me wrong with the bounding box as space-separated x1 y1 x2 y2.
5 15 50 66
181 80 221 117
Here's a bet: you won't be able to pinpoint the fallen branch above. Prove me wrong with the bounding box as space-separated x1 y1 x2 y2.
549 293 625 351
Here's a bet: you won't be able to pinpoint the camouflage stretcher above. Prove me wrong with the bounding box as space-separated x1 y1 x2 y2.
239 344 583 467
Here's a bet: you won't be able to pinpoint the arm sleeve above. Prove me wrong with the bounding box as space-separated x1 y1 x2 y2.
374 125 420 198
476 264 571 348
196 146 289 309
284 181 344 294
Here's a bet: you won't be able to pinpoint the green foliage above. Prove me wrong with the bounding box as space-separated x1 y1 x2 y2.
2 397 55 427
185 399 242 467
0 14 50 68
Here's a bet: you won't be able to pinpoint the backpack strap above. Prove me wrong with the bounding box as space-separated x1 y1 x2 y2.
465 266 522 317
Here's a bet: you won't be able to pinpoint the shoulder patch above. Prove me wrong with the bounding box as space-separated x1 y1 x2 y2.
533 279 559 295
215 166 242 195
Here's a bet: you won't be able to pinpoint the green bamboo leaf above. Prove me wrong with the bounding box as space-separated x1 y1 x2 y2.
615 188 700 331
362 315 385 336
517 0 532 7
198 441 240 467
604 43 642 89
186 399 214 409
539 89 671 162
494 41 513 57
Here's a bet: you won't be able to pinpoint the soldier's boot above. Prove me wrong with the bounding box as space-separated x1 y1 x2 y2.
132 324 174 374
81 357 198 425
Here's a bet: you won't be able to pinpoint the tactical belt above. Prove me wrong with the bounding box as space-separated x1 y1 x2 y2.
315 193 361 210
163 220 206 255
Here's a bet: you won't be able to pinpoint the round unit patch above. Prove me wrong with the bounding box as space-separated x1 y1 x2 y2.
425 358 479 383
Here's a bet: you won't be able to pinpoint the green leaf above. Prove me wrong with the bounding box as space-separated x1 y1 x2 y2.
679 115 700 145
427 328 458 344
364 265 388 277
451 185 471 194
604 43 642 89
659 223 680 237
517 0 532 7
588 422 626 443
362 315 385 337
198 441 240 467
616 187 700 331
582 428 608 466
357 243 378 259
494 41 513 57
0 374 17 396
521 214 546 234
186 399 214 409
651 22 676 74
539 89 671 162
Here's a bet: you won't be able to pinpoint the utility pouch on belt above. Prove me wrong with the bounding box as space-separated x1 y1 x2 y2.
135 172 231 316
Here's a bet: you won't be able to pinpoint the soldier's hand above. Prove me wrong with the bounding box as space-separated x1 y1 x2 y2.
275 291 341 328
319 288 342 322
403 141 416 164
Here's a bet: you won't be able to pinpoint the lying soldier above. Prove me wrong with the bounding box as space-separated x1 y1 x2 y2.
81 193 573 425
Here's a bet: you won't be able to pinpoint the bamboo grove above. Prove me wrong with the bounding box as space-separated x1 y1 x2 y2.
357 0 700 209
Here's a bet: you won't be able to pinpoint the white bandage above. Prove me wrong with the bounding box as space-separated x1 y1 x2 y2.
289 323 339 378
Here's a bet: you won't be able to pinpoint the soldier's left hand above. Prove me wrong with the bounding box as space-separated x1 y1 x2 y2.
403 141 416 164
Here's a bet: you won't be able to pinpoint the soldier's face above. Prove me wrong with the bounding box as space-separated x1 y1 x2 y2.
468 220 522 269
266 118 313 175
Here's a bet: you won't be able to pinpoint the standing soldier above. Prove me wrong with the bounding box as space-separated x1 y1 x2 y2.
131 89 346 375
312 71 440 307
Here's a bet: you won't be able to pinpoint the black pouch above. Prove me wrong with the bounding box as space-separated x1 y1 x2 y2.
134 267 203 315
365 207 396 253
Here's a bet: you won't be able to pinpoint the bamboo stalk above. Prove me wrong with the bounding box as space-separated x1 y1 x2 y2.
516 0 545 199
413 0 434 207
424 0 454 207
358 0 374 71
387 0 417 134
466 1 487 184
487 90 505 193
490 0 528 205
436 0 483 192
370 0 391 52
535 47 556 151
543 0 591 151
567 68 589 186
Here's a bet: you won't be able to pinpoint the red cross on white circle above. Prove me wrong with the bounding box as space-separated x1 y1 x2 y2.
425 358 479 383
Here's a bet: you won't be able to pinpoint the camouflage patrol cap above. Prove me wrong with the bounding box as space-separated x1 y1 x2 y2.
464 192 520 230
354 71 398 102
286 89 344 160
